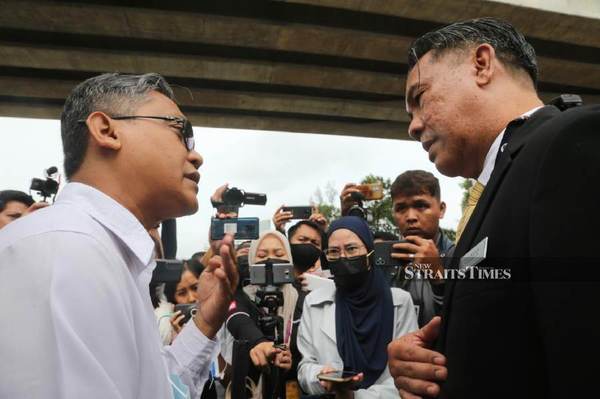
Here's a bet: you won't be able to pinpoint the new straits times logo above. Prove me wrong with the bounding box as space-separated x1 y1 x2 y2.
404 263 512 280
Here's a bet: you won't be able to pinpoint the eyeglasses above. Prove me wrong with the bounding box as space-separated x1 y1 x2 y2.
78 115 195 151
324 244 366 261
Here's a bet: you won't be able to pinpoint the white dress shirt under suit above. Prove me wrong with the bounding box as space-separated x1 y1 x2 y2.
0 183 218 399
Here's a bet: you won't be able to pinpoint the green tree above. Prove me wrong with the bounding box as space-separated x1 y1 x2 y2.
310 181 340 222
359 174 396 233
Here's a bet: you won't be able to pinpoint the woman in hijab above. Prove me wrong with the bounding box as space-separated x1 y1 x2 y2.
297 216 418 398
220 230 297 397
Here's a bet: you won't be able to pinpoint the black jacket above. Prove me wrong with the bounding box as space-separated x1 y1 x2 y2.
436 105 600 398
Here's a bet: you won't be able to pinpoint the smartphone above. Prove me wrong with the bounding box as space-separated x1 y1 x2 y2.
356 182 384 200
373 240 409 268
250 262 295 285
280 206 312 220
317 370 360 383
373 240 409 284
174 303 196 325
210 217 260 240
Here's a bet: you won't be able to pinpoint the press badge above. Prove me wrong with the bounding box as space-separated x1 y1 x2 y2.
459 237 488 269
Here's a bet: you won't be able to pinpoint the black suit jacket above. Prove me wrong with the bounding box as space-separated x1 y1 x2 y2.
436 105 600 398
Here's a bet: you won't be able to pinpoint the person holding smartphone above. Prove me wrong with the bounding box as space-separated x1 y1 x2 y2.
297 216 418 398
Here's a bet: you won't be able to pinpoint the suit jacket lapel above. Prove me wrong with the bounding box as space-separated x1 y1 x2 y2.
437 106 560 353
455 105 561 259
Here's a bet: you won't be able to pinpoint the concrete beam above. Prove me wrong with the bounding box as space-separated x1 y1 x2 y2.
0 100 410 140
0 0 411 64
0 43 406 95
277 0 600 48
0 76 408 122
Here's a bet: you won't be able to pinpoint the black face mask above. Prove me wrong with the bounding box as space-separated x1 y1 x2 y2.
236 255 250 286
290 243 321 273
329 255 370 291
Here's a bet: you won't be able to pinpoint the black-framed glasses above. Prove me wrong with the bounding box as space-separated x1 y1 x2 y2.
78 115 195 151
324 244 367 261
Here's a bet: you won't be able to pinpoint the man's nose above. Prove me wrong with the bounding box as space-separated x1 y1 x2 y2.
188 150 203 170
408 117 424 142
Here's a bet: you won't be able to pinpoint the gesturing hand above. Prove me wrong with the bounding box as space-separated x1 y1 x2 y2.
387 316 447 398
194 234 239 339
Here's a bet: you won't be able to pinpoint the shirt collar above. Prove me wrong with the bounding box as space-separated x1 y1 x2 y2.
56 182 155 267
477 106 544 185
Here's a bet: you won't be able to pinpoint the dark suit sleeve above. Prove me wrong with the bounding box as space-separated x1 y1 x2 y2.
528 106 600 397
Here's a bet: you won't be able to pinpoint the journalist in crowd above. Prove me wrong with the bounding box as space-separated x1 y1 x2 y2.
0 189 47 229
298 216 418 398
0 73 238 398
221 230 296 397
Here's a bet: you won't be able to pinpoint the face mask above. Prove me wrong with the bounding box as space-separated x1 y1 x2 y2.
236 255 250 285
290 243 321 273
329 255 370 291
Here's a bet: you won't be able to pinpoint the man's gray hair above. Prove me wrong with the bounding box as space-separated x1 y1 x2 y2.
60 73 175 179
408 18 538 86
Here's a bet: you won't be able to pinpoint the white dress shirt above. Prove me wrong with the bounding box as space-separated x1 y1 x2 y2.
477 106 544 185
0 182 218 399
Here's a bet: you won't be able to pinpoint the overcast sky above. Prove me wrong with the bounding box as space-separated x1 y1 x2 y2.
1 116 465 259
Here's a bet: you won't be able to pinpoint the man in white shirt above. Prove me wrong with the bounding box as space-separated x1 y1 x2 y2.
0 73 238 398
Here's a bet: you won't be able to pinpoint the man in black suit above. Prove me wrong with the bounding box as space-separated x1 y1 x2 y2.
387 18 600 398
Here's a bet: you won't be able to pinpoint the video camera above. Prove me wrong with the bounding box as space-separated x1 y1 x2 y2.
30 166 60 202
347 192 373 222
211 187 267 214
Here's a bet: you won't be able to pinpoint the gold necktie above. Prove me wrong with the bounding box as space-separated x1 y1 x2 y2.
455 181 485 244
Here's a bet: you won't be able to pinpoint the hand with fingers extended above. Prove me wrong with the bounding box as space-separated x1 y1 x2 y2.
387 316 447 398
194 234 239 339
272 205 293 233
318 366 364 399
339 183 362 216
392 236 444 283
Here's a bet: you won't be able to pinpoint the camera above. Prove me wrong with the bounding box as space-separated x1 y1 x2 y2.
347 192 373 222
211 187 267 213
30 166 60 201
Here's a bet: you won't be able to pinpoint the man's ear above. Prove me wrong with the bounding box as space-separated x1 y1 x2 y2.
473 43 496 87
439 201 447 219
85 111 122 151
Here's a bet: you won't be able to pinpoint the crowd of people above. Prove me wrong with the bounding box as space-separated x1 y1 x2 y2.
1 16 599 399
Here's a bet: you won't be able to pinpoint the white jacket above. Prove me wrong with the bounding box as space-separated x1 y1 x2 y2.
297 285 418 398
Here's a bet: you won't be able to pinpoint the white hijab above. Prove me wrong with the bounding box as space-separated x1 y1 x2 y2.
244 230 298 345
